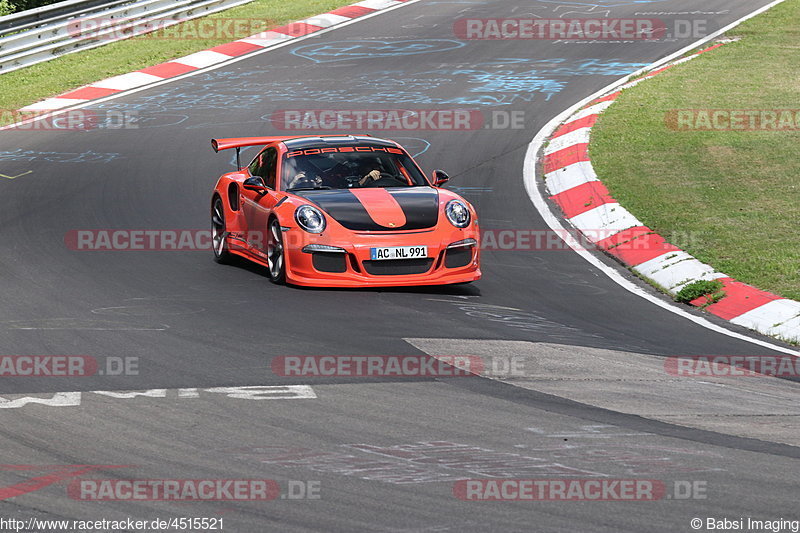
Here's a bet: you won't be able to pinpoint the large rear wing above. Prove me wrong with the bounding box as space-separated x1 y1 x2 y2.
211 137 298 170
211 134 375 153
211 137 291 153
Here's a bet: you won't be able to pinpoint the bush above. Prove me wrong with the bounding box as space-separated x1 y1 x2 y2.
0 0 15 16
675 280 726 305
2 0 64 14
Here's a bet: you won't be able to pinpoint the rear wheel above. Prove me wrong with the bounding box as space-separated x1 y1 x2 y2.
267 218 286 284
211 196 232 264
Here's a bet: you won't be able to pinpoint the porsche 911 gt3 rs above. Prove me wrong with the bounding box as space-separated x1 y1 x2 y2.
210 134 481 287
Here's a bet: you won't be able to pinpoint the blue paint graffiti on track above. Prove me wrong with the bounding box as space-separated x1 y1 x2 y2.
291 39 466 63
0 149 121 164
109 58 648 115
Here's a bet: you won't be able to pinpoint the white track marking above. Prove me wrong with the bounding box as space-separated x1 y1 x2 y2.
568 203 642 236
91 72 164 90
634 252 726 294
19 99 86 111
239 33 294 47
544 162 599 195
544 127 591 154
300 14 351 28
172 50 234 68
731 301 800 340
567 100 615 122
0 386 317 409
354 0 402 9
0 392 82 409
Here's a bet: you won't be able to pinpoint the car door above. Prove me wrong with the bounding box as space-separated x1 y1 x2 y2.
241 146 279 255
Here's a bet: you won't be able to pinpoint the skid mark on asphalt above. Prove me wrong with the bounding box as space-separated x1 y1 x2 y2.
2 318 169 331
0 465 130 501
233 427 727 485
424 298 604 341
91 303 206 316
513 435 726 475
526 424 651 439
235 441 605 485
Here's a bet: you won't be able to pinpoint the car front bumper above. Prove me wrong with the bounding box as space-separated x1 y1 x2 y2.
282 227 481 287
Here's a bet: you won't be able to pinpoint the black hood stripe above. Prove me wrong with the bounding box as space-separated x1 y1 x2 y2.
296 188 439 231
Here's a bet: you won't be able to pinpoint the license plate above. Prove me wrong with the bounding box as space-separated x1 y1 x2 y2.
370 246 428 260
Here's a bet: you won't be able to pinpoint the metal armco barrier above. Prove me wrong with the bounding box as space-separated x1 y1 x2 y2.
0 0 256 73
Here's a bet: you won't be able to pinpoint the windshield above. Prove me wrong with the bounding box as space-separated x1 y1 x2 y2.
281 146 429 191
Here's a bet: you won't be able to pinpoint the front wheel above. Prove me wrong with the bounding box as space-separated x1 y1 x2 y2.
211 196 232 264
267 218 286 284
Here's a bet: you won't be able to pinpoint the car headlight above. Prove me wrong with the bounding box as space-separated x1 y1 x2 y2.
445 200 470 228
295 205 326 233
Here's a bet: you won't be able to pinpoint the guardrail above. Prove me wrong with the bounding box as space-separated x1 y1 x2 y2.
0 0 124 33
0 0 256 74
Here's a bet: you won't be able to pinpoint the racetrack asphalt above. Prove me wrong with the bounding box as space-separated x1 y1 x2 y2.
0 0 797 530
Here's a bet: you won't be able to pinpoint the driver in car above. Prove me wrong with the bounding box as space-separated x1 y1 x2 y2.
290 157 352 189
358 169 383 186
357 157 388 187
289 170 323 189
287 157 326 189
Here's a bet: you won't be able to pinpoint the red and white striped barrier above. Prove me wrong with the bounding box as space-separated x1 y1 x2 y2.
20 0 412 112
543 43 800 344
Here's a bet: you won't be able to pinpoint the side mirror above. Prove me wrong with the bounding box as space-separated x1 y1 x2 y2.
432 169 450 186
243 176 269 193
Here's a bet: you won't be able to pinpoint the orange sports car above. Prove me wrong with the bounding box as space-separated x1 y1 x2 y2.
210 134 481 287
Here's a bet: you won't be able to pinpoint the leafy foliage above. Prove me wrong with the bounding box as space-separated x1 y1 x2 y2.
0 0 16 16
9 0 61 12
675 280 726 304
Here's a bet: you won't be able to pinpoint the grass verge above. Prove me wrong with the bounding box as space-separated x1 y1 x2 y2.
0 0 352 122
590 0 800 302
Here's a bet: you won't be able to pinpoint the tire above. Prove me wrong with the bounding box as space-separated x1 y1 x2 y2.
211 196 232 264
267 218 286 284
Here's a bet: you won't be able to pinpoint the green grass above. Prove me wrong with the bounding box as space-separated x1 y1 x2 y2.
0 0 351 120
591 0 800 302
